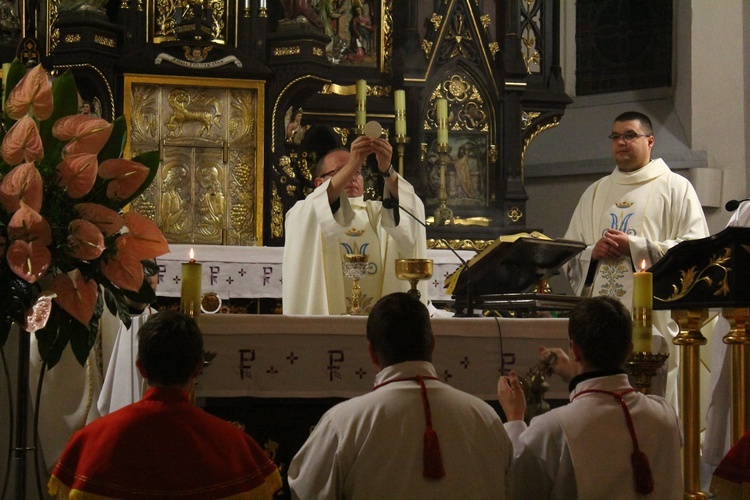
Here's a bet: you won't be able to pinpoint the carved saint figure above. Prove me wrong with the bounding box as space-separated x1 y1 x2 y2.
280 0 324 29
161 165 190 238
286 108 310 145
342 7 373 63
196 165 226 241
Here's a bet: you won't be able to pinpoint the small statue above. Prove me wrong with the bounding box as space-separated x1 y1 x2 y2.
279 0 324 29
285 107 310 146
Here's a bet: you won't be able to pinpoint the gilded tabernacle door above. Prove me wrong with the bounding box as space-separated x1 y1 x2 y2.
124 75 265 246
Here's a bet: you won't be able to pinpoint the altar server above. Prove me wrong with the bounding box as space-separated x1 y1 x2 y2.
498 296 682 499
564 111 708 399
283 135 426 315
49 310 281 499
289 293 512 498
97 268 158 416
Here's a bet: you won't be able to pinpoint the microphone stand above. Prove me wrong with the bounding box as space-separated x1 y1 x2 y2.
383 199 477 317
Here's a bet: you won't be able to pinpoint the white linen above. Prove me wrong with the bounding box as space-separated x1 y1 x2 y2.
288 360 512 499
97 309 152 416
282 175 426 315
194 314 570 400
504 373 683 499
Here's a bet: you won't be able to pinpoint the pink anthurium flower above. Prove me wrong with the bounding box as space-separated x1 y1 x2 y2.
74 203 125 237
121 211 170 261
68 219 105 261
57 153 98 199
0 162 43 213
50 271 99 326
1 115 44 166
7 203 52 246
5 63 53 121
101 237 144 292
98 159 149 201
6 240 51 283
52 115 113 156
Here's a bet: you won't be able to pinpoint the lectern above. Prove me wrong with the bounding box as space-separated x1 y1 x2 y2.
447 233 586 316
650 226 750 497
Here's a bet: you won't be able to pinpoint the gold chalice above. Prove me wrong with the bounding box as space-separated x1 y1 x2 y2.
395 259 433 300
343 253 369 315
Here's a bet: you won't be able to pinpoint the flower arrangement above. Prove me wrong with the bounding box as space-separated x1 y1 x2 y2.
0 59 168 367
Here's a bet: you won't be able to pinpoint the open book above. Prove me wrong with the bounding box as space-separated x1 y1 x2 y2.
444 231 585 296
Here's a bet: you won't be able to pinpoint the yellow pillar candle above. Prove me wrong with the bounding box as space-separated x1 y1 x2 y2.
436 98 448 145
181 248 202 321
632 260 653 352
394 89 406 136
355 80 367 128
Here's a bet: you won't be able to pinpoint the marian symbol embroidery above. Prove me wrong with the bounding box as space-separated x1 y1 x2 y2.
606 211 636 236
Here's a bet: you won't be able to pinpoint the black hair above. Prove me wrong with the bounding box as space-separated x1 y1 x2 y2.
137 310 203 386
568 296 632 370
366 293 432 367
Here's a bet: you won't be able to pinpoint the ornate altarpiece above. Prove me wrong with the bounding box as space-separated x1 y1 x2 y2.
124 75 265 245
28 0 570 250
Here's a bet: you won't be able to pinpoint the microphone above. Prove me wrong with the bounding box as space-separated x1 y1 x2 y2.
383 198 477 317
725 199 750 212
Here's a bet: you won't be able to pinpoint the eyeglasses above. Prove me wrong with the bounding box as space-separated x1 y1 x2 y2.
608 132 651 142
319 168 363 179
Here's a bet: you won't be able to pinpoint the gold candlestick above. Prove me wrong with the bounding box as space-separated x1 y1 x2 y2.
181 248 202 322
434 144 454 226
392 135 410 177
625 352 669 394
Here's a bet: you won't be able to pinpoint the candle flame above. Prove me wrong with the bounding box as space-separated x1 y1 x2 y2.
641 259 646 272
190 248 195 260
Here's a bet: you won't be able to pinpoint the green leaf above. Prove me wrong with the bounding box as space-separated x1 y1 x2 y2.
104 286 133 329
35 308 68 369
98 115 127 162
38 70 78 156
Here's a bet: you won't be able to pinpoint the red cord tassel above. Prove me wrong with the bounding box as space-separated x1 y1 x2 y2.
423 427 446 479
631 450 655 494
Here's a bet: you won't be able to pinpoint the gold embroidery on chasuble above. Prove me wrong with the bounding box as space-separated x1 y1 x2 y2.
338 210 382 313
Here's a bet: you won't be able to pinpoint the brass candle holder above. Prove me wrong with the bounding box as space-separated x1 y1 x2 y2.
392 135 410 177
434 144 454 226
395 259 433 300
625 352 669 394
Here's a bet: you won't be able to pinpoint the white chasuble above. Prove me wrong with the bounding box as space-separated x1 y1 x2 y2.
565 159 708 303
564 159 708 398
283 175 426 315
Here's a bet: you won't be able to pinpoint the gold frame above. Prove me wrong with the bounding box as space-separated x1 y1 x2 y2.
123 73 265 245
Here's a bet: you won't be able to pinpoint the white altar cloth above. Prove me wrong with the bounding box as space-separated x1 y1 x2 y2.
195 315 569 401
156 244 474 303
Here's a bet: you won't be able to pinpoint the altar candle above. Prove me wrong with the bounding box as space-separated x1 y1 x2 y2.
436 98 448 145
394 89 406 136
260 0 266 7
355 80 367 128
181 248 202 321
632 260 653 352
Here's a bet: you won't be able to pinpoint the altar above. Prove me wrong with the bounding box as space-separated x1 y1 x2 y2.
195 314 570 401
155 244 475 304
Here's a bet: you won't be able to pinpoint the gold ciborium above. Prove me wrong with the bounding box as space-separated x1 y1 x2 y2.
395 259 433 300
343 253 369 315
